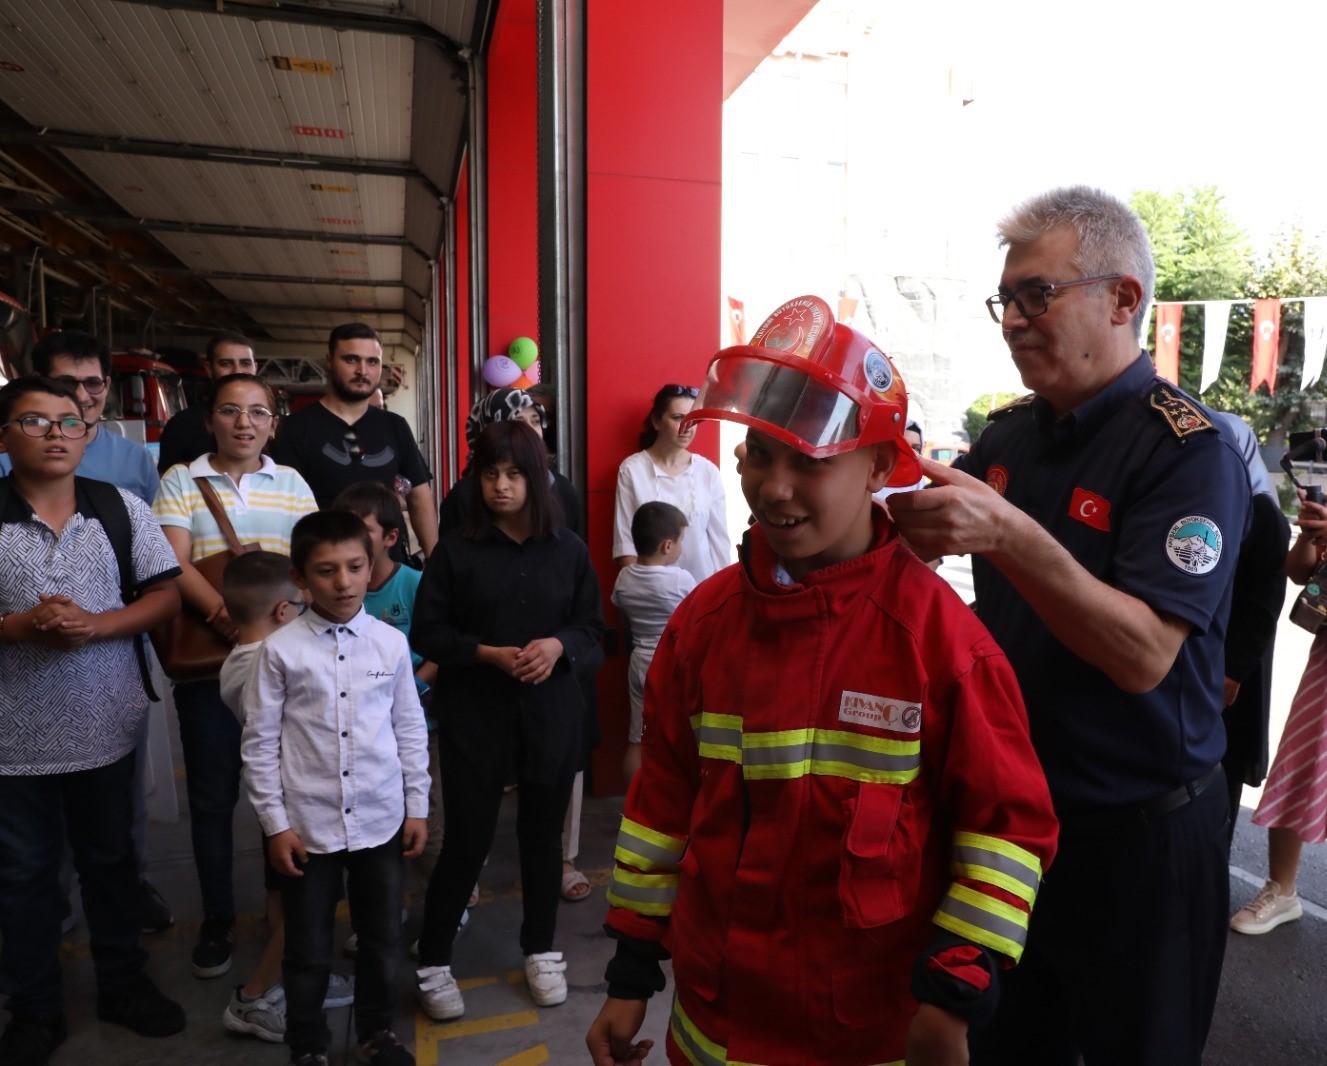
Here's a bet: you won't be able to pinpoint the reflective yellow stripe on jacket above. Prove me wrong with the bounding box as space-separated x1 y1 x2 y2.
670 997 904 1066
950 830 1042 905
933 881 1031 961
614 816 686 873
690 713 920 785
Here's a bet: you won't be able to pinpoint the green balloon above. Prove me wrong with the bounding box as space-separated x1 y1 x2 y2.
509 336 538 370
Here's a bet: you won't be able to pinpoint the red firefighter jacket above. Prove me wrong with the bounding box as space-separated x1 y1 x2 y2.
605 511 1058 1066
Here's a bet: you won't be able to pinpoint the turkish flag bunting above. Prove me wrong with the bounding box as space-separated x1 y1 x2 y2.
727 296 747 346
1154 304 1182 384
1251 298 1281 394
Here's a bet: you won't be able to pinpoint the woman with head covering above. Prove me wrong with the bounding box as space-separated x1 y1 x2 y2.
440 388 582 539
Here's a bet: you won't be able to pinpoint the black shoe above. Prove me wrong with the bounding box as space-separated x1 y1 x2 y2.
138 879 174 934
0 1012 68 1066
96 972 186 1037
191 914 234 978
356 1030 415 1065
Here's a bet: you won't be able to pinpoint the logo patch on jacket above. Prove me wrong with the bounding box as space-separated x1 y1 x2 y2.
1165 515 1222 575
1069 487 1111 532
838 691 922 733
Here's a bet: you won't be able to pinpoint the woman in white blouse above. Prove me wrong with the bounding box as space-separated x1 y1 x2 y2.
612 384 730 583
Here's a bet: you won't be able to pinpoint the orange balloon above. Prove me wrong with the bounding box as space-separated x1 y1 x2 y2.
512 374 534 389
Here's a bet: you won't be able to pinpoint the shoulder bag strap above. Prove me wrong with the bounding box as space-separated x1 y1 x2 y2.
193 476 246 554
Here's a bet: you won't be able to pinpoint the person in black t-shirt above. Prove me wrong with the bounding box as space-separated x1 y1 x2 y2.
269 323 438 559
157 331 257 474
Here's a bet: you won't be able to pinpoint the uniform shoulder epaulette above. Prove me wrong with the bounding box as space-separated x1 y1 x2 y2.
987 393 1035 421
1146 382 1216 439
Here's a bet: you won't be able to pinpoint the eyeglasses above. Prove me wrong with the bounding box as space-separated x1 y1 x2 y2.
213 404 274 425
1 415 91 439
344 430 363 462
985 274 1124 324
664 385 699 398
53 375 107 396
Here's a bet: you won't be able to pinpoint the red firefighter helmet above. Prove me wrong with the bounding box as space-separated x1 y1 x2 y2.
686 295 923 487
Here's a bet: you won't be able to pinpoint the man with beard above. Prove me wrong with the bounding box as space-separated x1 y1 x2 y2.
271 323 438 559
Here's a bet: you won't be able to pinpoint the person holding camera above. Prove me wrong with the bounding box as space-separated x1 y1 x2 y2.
1231 484 1327 935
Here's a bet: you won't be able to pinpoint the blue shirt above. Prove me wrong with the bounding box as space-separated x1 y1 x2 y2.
956 353 1251 812
362 562 431 714
0 423 159 504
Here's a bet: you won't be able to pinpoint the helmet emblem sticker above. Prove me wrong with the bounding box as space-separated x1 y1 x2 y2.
986 465 1009 496
752 296 829 359
863 349 893 396
1165 515 1222 575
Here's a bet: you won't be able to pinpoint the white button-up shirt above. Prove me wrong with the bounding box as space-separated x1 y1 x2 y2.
241 607 430 854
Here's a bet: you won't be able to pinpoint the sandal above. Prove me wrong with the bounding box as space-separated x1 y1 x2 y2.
560 868 591 903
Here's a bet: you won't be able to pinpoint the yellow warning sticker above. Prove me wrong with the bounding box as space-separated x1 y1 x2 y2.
271 56 334 76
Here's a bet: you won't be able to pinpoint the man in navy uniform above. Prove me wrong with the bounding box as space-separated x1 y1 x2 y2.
892 186 1250 1066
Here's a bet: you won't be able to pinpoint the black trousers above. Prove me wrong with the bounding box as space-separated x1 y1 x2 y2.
970 775 1230 1066
280 831 404 1056
417 747 575 967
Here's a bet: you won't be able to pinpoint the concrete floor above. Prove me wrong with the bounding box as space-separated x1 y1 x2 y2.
48 785 671 1066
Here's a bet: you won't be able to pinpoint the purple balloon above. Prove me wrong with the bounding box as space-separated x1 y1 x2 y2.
482 355 522 387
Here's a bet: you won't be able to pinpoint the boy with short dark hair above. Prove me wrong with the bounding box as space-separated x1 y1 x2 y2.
611 501 696 782
586 298 1059 1066
241 511 430 1066
332 481 442 890
0 377 185 1065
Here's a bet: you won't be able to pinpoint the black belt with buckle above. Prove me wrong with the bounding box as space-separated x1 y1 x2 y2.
1059 764 1224 836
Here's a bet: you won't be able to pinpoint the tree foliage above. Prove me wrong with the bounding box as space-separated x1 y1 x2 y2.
962 391 1023 444
1131 187 1327 444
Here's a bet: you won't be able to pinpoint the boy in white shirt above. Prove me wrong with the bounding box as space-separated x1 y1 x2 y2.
242 511 430 1066
611 502 697 782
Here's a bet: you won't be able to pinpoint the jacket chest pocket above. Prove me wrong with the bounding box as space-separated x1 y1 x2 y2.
839 784 922 929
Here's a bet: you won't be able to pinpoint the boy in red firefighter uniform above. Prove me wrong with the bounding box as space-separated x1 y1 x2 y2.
586 296 1058 1066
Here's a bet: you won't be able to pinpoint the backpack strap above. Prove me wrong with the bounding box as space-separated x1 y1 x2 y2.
76 477 160 702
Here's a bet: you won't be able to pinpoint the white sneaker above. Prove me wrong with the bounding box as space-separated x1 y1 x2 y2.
323 972 355 1009
221 985 286 1042
523 951 567 1007
1230 879 1303 935
415 965 464 1020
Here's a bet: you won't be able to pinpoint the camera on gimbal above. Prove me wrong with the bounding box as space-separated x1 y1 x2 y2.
1283 430 1327 505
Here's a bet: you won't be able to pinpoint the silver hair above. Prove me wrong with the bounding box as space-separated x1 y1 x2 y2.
997 185 1155 341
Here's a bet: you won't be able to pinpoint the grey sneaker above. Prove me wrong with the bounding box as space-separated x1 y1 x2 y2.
324 972 355 1009
1230 879 1303 935
222 985 285 1042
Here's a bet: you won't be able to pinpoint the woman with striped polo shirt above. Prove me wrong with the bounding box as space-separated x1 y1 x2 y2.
154 373 316 982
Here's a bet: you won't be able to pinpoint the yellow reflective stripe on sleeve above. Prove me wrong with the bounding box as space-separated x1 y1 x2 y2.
606 868 678 917
951 831 1043 905
933 881 1031 961
690 712 742 763
614 817 685 873
670 995 902 1066
743 728 920 784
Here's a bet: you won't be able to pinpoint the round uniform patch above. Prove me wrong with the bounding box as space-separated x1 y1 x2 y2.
863 349 893 395
1165 515 1223 575
986 465 1009 496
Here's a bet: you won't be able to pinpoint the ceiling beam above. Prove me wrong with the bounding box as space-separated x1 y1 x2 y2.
1 196 426 254
1 128 446 200
112 0 468 74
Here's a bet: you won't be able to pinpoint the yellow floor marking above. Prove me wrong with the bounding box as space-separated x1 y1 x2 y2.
415 1010 539 1065
457 975 499 991
496 1046 549 1066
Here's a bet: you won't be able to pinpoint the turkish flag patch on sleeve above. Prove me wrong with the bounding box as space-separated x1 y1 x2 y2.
1069 487 1111 532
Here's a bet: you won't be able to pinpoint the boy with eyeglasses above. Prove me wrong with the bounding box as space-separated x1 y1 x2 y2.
0 332 173 937
0 377 186 1065
0 331 158 506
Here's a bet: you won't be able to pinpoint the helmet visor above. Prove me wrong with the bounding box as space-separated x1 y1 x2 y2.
691 353 862 456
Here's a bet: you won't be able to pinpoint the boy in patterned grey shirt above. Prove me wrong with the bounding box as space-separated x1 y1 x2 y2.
0 377 185 1065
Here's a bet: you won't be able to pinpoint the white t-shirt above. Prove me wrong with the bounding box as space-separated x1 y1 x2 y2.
611 563 698 653
219 641 261 722
613 450 731 583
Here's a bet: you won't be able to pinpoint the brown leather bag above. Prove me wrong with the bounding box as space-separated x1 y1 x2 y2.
151 477 260 681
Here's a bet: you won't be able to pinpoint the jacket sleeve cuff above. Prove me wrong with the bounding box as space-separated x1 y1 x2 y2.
911 930 1002 1029
603 931 670 1001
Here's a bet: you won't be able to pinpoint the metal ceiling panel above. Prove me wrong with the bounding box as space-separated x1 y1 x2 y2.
402 249 431 305
410 42 466 194
246 308 408 331
404 178 444 260
402 0 486 46
151 232 403 281
62 152 409 236
210 279 404 310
